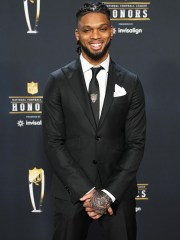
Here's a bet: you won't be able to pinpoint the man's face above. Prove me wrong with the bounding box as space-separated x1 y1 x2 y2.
75 12 113 64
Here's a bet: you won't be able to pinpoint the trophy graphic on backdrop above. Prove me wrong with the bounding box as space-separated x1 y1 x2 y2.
29 167 45 212
23 0 40 33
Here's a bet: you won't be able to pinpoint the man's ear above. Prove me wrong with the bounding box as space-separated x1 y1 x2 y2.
110 25 113 39
75 29 79 41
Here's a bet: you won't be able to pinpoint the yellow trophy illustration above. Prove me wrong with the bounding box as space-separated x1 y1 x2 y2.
23 0 40 33
29 167 45 212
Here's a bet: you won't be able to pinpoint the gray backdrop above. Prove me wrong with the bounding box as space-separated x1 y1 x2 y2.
1 0 180 239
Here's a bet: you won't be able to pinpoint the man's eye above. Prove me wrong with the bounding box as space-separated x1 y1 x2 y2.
83 29 91 32
100 28 107 31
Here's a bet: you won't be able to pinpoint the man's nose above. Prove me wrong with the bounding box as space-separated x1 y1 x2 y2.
90 29 100 39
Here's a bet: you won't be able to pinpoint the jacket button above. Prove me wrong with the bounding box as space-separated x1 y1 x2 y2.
96 136 101 141
92 160 97 164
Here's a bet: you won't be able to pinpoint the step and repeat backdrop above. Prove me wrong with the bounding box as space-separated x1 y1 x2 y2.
1 0 179 239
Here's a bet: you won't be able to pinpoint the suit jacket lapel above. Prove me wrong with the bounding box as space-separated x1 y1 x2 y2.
63 58 97 130
98 60 123 129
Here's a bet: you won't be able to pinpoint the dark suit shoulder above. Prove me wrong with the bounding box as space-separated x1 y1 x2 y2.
45 59 79 94
50 59 78 79
112 61 143 98
114 62 138 81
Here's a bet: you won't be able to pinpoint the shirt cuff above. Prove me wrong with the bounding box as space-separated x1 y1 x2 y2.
102 189 116 202
86 187 95 195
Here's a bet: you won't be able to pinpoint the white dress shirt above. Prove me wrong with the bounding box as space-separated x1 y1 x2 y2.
80 54 109 118
80 54 115 203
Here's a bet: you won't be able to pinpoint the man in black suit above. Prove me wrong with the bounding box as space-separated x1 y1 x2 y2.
42 2 146 240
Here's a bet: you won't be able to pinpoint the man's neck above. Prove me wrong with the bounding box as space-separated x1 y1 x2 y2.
81 52 109 66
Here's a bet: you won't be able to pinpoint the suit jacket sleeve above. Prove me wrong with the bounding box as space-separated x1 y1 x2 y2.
42 74 93 204
105 77 146 202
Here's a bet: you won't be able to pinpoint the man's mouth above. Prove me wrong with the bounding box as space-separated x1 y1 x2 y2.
89 42 103 50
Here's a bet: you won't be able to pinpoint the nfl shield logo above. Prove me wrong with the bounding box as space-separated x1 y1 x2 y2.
27 81 38 95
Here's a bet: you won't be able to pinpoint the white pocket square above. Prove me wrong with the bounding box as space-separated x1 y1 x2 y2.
113 84 127 97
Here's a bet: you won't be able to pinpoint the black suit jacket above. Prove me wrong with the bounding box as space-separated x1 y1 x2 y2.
42 58 146 204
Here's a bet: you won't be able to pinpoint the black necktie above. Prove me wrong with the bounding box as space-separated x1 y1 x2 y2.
89 67 102 125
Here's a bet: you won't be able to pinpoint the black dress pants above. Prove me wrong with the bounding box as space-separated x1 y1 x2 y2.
53 197 136 240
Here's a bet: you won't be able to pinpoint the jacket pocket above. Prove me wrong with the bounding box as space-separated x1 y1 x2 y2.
113 94 128 104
